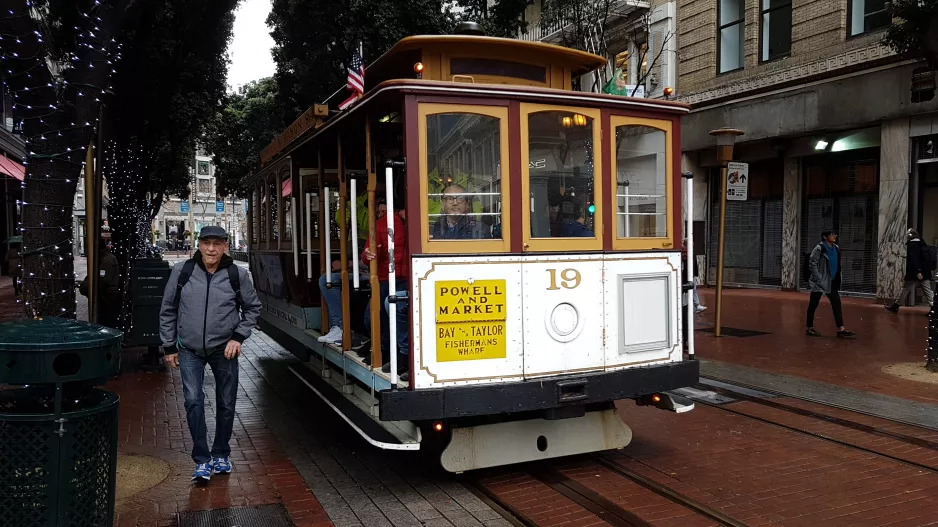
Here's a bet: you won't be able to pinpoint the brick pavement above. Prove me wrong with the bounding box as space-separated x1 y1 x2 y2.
695 288 938 404
613 399 938 526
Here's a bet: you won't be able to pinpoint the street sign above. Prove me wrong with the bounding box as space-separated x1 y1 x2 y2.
180 200 189 213
726 162 749 201
216 201 224 212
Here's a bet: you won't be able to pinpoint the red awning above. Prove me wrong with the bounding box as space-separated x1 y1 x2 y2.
282 177 292 198
0 156 25 181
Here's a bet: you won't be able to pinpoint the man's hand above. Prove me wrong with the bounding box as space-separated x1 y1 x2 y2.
224 340 241 360
165 353 179 369
363 248 376 262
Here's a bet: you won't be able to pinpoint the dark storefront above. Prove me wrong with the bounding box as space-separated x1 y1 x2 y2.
799 149 880 295
708 160 784 287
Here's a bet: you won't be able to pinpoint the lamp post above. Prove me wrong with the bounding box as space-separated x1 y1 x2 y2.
709 128 744 337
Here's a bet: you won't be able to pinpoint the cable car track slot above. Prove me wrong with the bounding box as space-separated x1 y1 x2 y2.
697 383 938 452
684 386 938 475
591 455 751 527
527 465 657 527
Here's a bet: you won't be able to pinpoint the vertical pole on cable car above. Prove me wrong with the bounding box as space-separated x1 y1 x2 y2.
683 171 695 359
338 137 352 355
292 173 299 273
351 179 360 289
365 122 381 374
306 187 313 280
324 187 332 285
318 149 329 336
365 118 382 372
386 164 398 385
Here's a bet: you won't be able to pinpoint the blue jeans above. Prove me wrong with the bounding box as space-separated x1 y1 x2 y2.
364 278 409 356
318 273 343 329
179 346 239 464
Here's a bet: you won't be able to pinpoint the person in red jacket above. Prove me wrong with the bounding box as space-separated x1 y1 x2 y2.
362 201 410 376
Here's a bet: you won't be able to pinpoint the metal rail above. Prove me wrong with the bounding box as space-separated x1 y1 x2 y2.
701 374 938 433
591 456 750 527
686 384 938 476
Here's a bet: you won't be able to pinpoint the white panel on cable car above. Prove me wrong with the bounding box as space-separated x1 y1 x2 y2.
602 253 681 370
410 255 524 389
520 254 605 378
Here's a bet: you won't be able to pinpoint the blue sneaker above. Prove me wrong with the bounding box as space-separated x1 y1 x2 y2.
191 463 211 482
212 456 232 475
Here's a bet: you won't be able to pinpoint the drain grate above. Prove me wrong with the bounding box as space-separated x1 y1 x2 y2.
696 326 771 338
177 504 294 527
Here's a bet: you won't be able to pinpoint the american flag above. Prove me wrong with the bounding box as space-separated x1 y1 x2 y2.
339 46 365 110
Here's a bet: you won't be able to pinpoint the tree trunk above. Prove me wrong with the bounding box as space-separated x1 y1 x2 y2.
3 1 126 318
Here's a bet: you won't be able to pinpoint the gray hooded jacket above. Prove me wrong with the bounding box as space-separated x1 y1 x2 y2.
808 241 842 294
159 253 262 354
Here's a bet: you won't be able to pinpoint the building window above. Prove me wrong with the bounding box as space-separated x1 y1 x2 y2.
197 160 210 175
761 0 791 62
197 178 211 195
849 0 890 36
719 0 745 73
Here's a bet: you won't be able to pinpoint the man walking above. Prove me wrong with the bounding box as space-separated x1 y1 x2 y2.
159 226 261 483
805 230 856 338
886 228 934 314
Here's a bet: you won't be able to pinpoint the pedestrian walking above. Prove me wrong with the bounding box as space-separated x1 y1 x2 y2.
159 226 261 483
805 230 856 338
886 228 934 314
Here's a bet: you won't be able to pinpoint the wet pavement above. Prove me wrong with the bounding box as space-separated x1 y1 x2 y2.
694 288 938 404
5 273 938 525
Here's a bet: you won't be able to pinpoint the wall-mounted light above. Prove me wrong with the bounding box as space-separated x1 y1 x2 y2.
815 140 829 150
573 114 587 127
562 116 573 128
831 140 847 152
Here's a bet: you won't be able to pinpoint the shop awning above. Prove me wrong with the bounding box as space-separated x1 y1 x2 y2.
0 156 25 181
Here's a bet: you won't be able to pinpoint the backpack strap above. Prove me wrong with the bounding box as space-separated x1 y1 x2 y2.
227 264 242 310
172 259 198 308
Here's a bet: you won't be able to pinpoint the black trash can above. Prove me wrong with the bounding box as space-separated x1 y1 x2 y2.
0 317 121 527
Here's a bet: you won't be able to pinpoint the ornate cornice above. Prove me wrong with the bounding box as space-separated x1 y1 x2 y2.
679 43 897 106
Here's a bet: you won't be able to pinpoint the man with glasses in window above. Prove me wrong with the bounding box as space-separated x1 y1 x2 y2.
430 184 490 240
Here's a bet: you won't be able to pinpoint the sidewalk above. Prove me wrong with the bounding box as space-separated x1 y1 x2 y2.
695 287 938 404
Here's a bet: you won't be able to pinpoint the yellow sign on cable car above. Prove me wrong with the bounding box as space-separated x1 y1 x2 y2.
435 279 507 362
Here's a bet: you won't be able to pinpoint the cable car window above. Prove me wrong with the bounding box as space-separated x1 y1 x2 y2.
269 179 279 241
281 174 293 241
614 125 668 238
425 113 502 240
527 111 596 239
259 183 267 243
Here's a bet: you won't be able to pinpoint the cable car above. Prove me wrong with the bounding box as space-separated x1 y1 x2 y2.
240 25 698 473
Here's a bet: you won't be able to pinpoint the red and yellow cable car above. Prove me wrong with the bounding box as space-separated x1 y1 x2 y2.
241 26 698 472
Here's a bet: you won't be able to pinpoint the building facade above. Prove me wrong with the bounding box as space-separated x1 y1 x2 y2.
518 0 679 99
675 0 938 301
152 152 247 250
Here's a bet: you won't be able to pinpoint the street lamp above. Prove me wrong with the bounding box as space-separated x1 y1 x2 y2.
709 127 744 337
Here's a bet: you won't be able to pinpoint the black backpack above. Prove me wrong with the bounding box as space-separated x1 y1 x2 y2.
924 244 938 272
172 259 242 309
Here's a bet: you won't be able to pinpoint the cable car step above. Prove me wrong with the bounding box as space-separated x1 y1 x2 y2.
288 364 420 450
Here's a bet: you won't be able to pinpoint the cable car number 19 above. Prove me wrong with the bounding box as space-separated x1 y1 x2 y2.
546 269 581 290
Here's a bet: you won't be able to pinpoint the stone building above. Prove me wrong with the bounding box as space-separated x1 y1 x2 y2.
152 152 247 250
518 0 680 99
675 0 938 302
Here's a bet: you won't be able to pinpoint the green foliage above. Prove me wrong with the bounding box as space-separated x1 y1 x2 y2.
268 0 456 117
204 78 285 198
455 0 531 37
883 0 938 69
